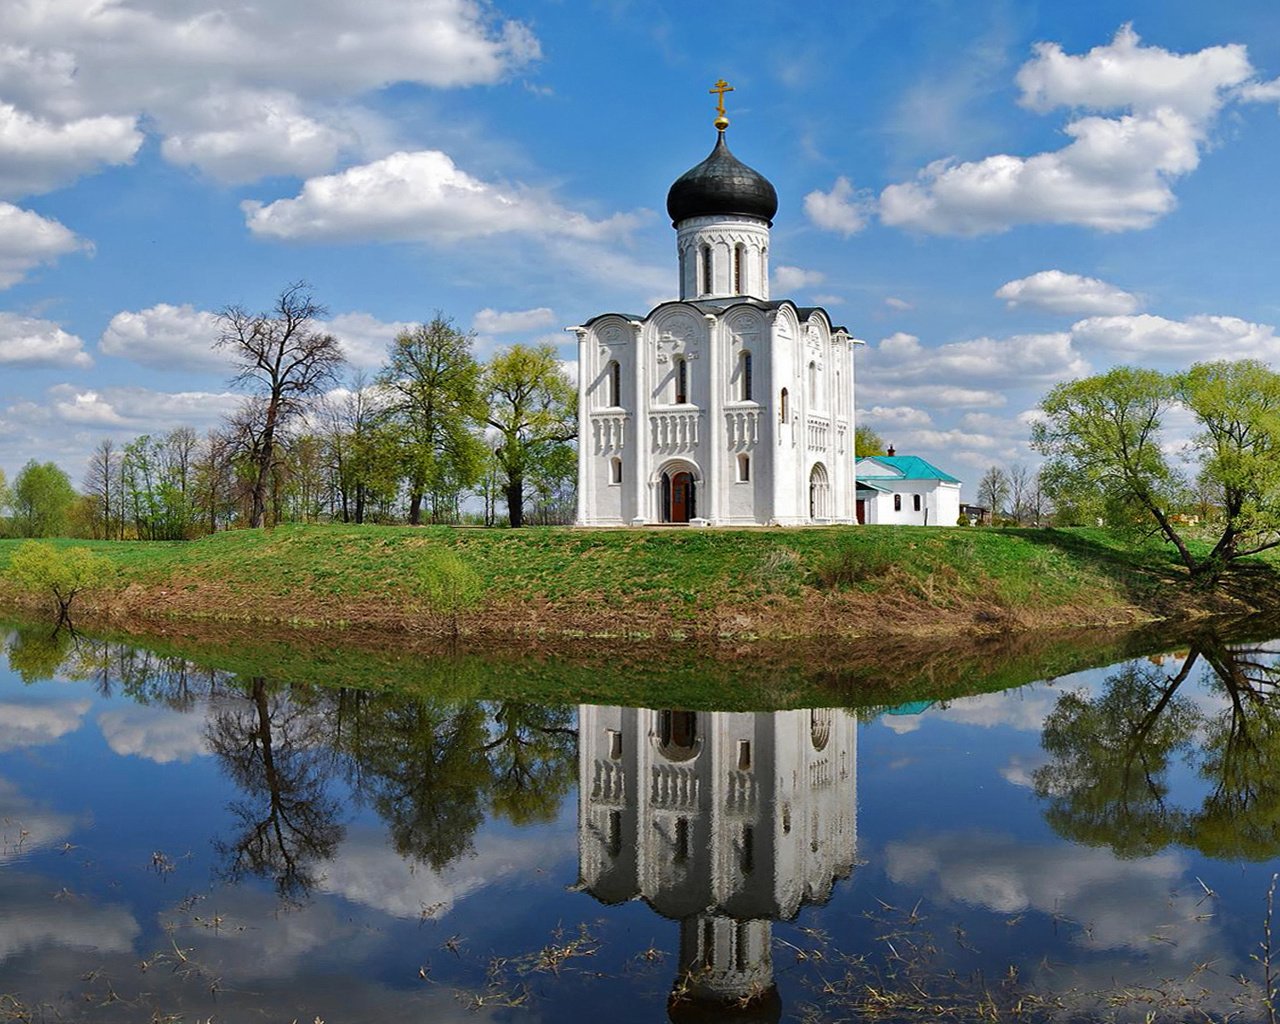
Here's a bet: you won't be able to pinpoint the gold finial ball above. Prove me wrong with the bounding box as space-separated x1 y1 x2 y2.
714 114 729 131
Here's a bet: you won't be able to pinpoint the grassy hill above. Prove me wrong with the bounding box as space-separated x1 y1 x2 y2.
0 522 1270 644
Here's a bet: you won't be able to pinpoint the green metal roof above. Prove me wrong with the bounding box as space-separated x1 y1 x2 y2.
856 455 961 484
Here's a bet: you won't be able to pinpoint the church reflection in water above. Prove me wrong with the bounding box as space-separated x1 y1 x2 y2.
577 706 858 1022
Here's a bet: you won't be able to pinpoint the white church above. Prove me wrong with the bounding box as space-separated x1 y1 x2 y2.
572 84 861 527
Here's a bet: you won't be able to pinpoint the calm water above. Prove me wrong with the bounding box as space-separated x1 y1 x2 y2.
1 624 1278 1022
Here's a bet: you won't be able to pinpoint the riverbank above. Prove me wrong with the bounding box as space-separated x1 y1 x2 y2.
0 522 1271 645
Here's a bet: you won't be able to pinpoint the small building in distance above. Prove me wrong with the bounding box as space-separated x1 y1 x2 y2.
572 82 861 527
855 450 962 526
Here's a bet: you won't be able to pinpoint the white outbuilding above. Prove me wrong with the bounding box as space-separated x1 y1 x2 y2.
855 453 962 526
572 86 861 526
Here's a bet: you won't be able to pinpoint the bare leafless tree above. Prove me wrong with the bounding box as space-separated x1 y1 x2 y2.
977 465 1011 521
1008 463 1031 525
161 426 199 497
217 282 345 527
83 439 120 539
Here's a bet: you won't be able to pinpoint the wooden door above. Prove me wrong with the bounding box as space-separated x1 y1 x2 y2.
670 472 692 523
856 499 865 525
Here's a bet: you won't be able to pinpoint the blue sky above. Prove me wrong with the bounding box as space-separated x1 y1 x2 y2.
3 0 1280 497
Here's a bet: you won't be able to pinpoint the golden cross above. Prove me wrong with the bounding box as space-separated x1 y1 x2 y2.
709 78 734 118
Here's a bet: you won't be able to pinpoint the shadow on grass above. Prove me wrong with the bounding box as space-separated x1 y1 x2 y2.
1018 527 1280 617
1016 527 1194 608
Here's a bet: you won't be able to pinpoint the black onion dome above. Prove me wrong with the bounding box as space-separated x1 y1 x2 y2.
666 132 778 226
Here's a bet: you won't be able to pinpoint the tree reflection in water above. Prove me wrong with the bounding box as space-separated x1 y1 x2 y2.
1035 636 1280 860
206 678 345 900
198 678 580 896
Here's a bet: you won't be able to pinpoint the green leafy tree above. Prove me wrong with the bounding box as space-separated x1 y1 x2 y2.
5 541 113 622
217 282 346 528
9 461 77 538
377 315 486 525
121 434 199 540
0 467 11 534
1033 360 1280 582
484 344 577 528
854 425 886 457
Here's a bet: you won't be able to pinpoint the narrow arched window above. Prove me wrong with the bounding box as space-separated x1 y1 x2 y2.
610 457 622 484
606 359 621 407
675 356 688 404
894 494 902 512
913 493 922 512
733 244 744 294
739 351 753 401
737 453 750 482
808 361 818 404
780 387 789 424
701 244 712 295
835 369 842 414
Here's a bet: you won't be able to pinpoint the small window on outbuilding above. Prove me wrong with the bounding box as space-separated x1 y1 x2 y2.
913 494 922 512
894 494 902 512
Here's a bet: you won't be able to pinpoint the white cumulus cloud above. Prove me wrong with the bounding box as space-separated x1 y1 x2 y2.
996 270 1142 316
880 26 1273 235
243 150 640 245
0 0 542 184
0 203 87 289
99 304 226 373
44 384 241 431
773 265 826 292
1069 312 1280 362
473 307 556 334
0 102 141 198
803 176 871 236
0 314 91 369
159 89 353 184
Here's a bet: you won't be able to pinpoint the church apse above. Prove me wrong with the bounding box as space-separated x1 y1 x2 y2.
576 705 858 1020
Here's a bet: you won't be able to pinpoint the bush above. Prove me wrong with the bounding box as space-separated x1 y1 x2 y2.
813 542 893 590
417 547 485 635
5 541 113 620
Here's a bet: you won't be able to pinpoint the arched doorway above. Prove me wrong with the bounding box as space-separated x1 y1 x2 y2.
662 470 697 523
809 463 830 520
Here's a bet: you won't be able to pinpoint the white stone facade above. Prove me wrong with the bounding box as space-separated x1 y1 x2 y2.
573 128 861 527
576 705 858 1010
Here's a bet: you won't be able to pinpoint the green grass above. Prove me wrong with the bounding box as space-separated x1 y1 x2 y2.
0 522 1270 639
